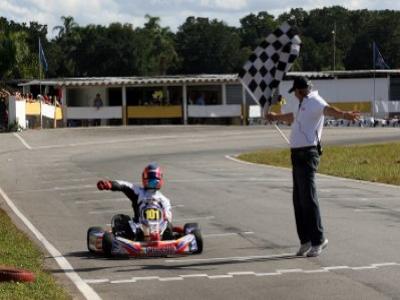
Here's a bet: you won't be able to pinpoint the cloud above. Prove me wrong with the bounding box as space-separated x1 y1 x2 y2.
2 0 400 38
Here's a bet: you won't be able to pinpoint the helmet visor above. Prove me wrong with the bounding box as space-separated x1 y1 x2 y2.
147 178 160 189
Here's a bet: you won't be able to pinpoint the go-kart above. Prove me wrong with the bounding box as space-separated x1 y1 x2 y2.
87 199 203 257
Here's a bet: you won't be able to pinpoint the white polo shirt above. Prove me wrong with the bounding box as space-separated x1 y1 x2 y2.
290 90 328 148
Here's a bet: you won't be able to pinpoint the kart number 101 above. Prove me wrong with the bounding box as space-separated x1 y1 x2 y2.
144 208 161 221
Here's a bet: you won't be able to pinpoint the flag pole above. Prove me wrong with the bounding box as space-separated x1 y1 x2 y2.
372 42 376 119
239 79 290 144
38 38 42 95
38 38 43 129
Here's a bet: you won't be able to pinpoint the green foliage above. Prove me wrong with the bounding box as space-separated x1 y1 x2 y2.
239 11 277 49
2 7 400 78
176 17 245 74
0 209 70 299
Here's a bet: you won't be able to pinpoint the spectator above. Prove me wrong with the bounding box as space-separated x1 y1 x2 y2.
93 93 103 126
94 93 103 109
195 93 206 105
0 97 7 129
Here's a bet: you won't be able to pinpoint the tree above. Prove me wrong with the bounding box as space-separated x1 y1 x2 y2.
239 11 277 50
135 15 178 75
176 17 245 74
52 16 81 76
0 32 15 80
53 16 78 38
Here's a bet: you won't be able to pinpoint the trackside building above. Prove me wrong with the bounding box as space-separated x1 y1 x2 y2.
18 70 400 127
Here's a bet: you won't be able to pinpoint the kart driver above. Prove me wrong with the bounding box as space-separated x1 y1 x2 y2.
96 162 172 239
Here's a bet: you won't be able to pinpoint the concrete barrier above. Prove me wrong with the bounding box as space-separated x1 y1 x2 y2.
67 106 122 119
188 105 241 118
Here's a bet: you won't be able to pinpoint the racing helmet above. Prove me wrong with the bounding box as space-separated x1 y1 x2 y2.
142 163 164 190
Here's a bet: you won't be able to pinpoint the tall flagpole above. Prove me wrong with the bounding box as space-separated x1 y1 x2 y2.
373 42 376 119
38 38 43 129
38 38 42 95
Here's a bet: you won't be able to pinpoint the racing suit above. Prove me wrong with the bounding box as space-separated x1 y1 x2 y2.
108 180 172 223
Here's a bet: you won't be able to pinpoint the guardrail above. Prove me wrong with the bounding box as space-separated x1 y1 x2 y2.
188 105 241 118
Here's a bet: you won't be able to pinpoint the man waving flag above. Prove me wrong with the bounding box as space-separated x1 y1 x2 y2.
239 21 301 117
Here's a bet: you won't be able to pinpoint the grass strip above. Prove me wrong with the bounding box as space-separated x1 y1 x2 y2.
238 142 400 186
0 208 71 300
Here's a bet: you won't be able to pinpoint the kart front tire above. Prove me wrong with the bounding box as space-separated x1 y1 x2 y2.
87 226 104 253
192 229 203 254
102 231 114 257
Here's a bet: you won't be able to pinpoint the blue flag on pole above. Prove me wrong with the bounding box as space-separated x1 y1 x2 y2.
373 41 389 69
39 38 48 73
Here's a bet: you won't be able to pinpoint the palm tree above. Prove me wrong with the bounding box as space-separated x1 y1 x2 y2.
53 16 78 39
144 15 178 75
52 16 80 76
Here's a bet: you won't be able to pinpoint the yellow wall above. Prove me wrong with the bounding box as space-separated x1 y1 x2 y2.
329 101 371 113
25 102 41 115
25 102 63 120
55 107 63 120
127 106 182 119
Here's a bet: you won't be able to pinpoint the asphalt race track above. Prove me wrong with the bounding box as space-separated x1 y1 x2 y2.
0 126 399 300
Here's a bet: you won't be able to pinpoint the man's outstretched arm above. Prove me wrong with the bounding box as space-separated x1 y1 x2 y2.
324 106 360 121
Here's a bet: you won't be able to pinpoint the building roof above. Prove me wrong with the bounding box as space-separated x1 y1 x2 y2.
19 70 400 88
19 74 239 87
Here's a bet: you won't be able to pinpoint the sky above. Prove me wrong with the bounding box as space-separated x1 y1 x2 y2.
1 0 399 38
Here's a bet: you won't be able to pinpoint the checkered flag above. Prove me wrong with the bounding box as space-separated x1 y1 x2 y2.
239 21 301 114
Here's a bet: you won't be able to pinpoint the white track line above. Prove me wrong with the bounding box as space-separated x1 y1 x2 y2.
169 178 289 183
171 204 185 208
165 253 294 264
174 216 215 222
208 275 233 279
203 231 254 238
60 191 103 196
13 184 94 194
13 133 32 150
158 277 184 282
89 209 131 215
84 262 400 285
32 131 270 150
180 274 208 278
0 186 101 300
75 198 127 204
41 178 98 184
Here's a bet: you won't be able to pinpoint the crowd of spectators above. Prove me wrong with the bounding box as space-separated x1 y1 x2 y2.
324 116 400 127
14 92 61 106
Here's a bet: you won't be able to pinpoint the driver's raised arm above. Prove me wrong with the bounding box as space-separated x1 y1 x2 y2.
97 180 138 203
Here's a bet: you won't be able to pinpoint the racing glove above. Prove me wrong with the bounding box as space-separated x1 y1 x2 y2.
97 180 112 190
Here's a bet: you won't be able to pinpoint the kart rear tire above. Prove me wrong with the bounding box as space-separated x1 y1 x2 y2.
87 226 104 253
184 222 200 234
102 231 114 257
192 229 203 254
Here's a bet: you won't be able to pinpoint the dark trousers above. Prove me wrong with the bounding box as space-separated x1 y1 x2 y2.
291 147 324 246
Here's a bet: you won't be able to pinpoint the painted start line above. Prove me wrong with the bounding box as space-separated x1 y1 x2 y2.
84 261 400 284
